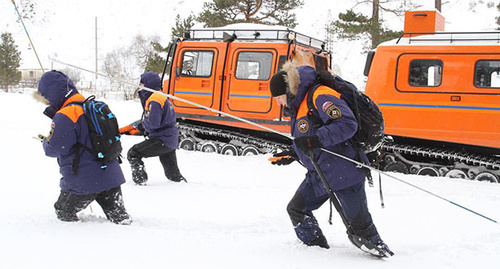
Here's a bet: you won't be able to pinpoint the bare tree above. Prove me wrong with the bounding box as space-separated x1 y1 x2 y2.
61 67 82 85
102 34 165 98
102 48 138 99
129 34 161 71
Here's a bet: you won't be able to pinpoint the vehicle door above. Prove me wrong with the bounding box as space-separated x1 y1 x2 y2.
171 48 220 111
225 49 277 116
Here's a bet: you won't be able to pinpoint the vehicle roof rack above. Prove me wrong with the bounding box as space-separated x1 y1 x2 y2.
186 28 326 50
396 31 500 44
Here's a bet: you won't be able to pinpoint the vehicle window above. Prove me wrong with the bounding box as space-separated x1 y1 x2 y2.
181 51 214 77
474 60 500 88
277 55 287 71
409 59 443 87
235 52 273 80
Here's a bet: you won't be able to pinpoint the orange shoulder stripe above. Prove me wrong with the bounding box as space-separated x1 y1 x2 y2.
58 93 86 123
312 85 341 110
145 92 167 110
296 86 341 119
59 105 84 123
297 94 310 119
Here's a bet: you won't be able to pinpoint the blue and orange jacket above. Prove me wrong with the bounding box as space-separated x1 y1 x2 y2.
39 71 125 195
287 66 368 195
139 72 179 149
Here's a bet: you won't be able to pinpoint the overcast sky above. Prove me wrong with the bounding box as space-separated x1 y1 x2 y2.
1 0 497 83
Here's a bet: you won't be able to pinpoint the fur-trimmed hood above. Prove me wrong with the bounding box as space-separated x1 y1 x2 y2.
282 61 300 96
36 70 78 110
281 62 317 117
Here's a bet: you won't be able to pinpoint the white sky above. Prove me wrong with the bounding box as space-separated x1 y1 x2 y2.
1 0 498 84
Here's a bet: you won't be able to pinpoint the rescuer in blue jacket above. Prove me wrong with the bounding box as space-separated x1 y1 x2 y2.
35 70 131 224
269 61 392 257
126 71 186 184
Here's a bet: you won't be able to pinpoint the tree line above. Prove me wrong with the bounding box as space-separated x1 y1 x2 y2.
2 0 500 91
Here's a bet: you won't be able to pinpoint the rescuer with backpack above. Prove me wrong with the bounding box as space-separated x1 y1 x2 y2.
269 57 393 257
35 70 132 224
124 71 187 184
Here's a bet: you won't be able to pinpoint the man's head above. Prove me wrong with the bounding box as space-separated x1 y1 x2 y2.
36 70 78 110
138 72 162 106
270 70 288 106
140 71 162 91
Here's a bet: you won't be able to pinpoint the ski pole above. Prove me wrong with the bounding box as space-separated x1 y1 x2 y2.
50 58 499 226
11 0 45 73
307 150 393 257
307 151 353 231
319 147 499 225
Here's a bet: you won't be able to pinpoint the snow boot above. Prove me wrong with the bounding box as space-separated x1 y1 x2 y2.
130 159 148 185
347 233 394 258
306 235 330 249
55 210 80 222
169 173 187 183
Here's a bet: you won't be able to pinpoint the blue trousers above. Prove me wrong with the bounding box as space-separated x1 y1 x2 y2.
286 180 380 244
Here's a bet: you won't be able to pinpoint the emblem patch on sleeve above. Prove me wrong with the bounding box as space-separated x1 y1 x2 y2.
322 102 342 119
297 119 309 133
145 103 152 117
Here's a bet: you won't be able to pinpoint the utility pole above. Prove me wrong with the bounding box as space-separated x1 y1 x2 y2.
435 0 442 12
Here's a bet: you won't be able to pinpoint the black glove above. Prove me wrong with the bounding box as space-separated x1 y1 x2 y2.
294 135 322 156
270 150 298 166
43 105 57 119
132 119 144 132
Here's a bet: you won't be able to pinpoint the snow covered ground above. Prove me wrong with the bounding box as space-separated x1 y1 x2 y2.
0 91 499 268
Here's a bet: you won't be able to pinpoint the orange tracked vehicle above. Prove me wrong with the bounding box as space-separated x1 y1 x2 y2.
160 24 329 155
364 10 500 182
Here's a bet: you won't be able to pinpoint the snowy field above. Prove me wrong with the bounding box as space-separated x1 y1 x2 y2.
0 91 499 269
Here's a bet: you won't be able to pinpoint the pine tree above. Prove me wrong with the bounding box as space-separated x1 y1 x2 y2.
142 14 196 74
144 42 169 74
0 32 22 91
329 0 420 50
171 14 196 42
197 0 304 28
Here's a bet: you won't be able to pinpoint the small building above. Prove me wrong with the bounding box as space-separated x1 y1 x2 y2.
18 68 47 88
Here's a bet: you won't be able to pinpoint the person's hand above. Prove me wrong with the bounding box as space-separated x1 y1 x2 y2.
269 150 298 166
34 134 46 142
294 135 322 156
132 120 144 132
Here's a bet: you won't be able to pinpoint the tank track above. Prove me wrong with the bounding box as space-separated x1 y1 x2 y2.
379 141 500 183
177 122 290 156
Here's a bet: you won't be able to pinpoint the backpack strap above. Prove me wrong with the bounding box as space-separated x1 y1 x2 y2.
68 95 110 173
306 84 323 126
306 83 365 164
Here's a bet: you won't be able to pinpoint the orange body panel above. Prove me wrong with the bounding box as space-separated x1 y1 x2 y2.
365 42 500 149
163 39 322 134
404 10 445 33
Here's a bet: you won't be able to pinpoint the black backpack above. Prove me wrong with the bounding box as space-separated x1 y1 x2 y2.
71 95 122 174
306 70 384 153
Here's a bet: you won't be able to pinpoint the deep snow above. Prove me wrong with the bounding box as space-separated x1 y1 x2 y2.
0 91 499 268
